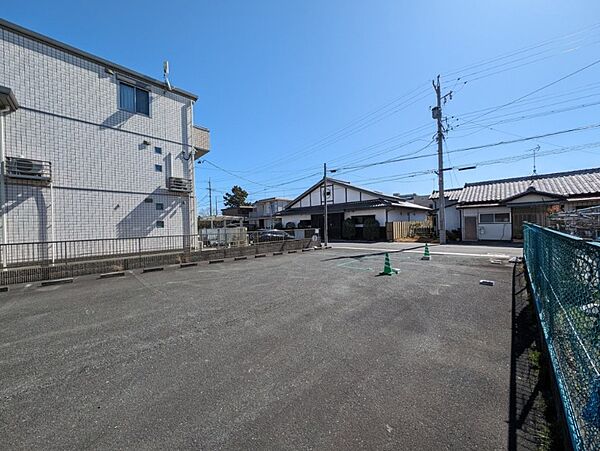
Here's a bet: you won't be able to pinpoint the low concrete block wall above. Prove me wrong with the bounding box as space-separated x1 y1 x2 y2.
0 238 319 285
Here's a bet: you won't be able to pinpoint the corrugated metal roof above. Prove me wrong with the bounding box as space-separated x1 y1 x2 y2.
458 167 600 204
429 188 463 201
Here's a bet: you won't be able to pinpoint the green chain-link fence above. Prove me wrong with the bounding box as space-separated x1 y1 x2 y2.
524 222 600 450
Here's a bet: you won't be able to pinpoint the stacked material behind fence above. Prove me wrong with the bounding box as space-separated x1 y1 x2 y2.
386 221 433 241
524 223 600 450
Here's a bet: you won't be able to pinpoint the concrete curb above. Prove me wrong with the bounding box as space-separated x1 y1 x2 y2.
142 267 164 273
209 259 224 264
273 252 283 256
302 248 312 252
255 254 266 258
179 262 198 268
41 278 74 287
288 250 297 254
234 256 248 261
99 271 125 279
0 286 8 292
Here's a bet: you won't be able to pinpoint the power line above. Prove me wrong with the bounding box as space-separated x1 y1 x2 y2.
333 122 600 173
458 57 600 129
441 22 600 79
348 141 600 186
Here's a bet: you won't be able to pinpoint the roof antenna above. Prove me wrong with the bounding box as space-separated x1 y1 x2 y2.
530 145 540 175
163 60 172 91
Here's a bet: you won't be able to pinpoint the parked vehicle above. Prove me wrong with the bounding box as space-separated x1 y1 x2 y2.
256 229 295 241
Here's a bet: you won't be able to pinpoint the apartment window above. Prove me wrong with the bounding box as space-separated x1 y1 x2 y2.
154 164 163 172
119 82 150 115
156 203 164 211
479 213 510 223
156 220 165 228
154 147 162 155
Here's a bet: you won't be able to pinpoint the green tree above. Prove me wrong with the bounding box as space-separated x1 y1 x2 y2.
223 185 250 208
363 218 381 241
342 219 356 240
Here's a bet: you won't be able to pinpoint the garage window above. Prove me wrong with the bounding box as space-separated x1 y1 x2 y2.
479 213 510 223
479 213 495 223
495 213 510 223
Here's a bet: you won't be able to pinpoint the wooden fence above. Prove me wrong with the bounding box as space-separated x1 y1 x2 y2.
386 221 434 241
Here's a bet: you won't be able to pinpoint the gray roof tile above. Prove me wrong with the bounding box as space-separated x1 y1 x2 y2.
430 188 463 201
458 167 600 204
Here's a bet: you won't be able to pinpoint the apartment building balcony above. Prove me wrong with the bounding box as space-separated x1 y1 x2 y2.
193 125 210 159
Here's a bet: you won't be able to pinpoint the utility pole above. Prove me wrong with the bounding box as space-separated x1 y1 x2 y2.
432 75 452 245
323 163 328 247
208 178 213 216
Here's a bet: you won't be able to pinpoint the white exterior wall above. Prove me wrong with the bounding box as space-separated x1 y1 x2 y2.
444 205 461 231
0 24 197 243
280 214 310 227
432 199 461 232
462 206 512 241
343 208 387 225
387 208 428 222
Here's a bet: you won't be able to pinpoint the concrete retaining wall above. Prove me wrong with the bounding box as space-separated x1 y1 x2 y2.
0 238 318 285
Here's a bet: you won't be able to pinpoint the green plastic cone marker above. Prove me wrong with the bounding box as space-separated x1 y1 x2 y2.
380 252 396 275
421 243 431 260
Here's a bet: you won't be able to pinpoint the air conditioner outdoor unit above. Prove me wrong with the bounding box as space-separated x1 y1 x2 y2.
168 177 192 193
5 157 51 181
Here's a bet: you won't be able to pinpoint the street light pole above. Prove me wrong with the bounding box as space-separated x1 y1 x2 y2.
323 162 328 247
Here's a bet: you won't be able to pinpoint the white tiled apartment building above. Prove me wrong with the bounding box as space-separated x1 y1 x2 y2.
0 19 210 250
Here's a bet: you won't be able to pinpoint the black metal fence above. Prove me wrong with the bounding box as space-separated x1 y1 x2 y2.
0 228 320 268
0 235 198 268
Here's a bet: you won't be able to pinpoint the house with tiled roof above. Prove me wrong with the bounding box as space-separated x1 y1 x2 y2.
429 188 463 235
281 178 430 240
430 167 600 241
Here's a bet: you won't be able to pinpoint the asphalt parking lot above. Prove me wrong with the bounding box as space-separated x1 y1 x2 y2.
0 247 513 450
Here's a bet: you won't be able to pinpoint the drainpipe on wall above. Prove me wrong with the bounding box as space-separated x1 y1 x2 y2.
0 107 9 268
190 100 197 247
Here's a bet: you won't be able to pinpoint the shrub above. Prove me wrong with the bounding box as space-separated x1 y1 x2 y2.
285 221 296 229
273 221 283 229
363 218 381 241
342 218 356 240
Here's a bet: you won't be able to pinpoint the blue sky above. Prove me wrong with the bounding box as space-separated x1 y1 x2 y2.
4 1 600 211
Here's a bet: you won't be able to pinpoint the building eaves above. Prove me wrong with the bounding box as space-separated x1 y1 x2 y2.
0 18 198 101
285 177 408 210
